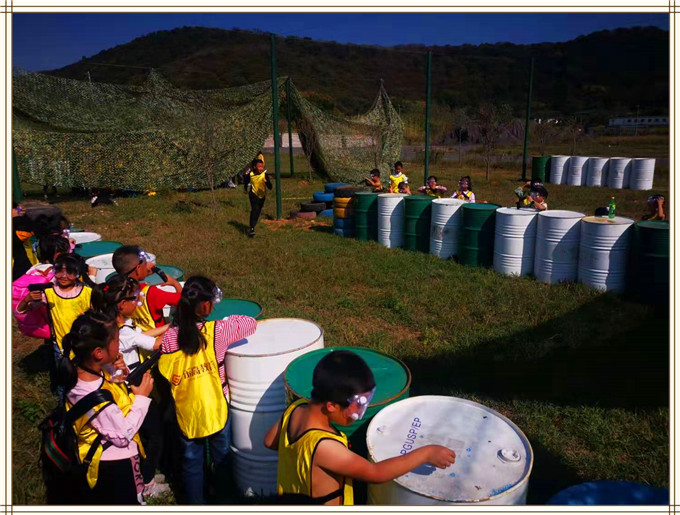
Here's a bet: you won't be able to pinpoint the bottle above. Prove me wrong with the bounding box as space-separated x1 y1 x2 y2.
608 197 616 219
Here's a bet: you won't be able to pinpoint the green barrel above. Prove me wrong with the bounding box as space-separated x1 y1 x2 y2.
74 240 122 259
106 264 184 286
532 155 551 183
354 192 379 241
206 298 264 321
403 196 435 252
629 220 669 302
458 203 500 267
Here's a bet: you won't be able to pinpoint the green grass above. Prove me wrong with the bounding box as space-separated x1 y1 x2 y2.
12 137 669 505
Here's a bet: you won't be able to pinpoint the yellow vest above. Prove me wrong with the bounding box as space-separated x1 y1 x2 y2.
45 286 93 351
277 399 354 505
249 171 268 199
69 372 145 489
157 321 228 439
130 284 157 333
454 190 473 201
389 174 405 193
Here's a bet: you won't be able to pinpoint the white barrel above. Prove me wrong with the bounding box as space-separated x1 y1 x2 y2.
629 158 655 190
534 211 585 284
607 157 632 189
567 156 588 186
69 231 101 245
585 157 609 187
549 155 569 184
430 198 465 258
367 395 533 505
493 208 539 276
577 216 634 293
378 194 407 248
226 318 324 497
85 252 156 284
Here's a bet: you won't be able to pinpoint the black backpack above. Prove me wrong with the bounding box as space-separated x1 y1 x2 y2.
38 389 114 503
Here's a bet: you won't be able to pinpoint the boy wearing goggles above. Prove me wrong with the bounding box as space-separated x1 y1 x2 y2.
265 350 456 505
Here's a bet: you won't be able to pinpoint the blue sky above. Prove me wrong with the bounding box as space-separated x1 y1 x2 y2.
13 12 669 71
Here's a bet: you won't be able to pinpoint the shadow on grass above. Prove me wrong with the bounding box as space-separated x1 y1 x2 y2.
406 297 668 410
18 344 52 374
308 224 333 234
228 220 250 235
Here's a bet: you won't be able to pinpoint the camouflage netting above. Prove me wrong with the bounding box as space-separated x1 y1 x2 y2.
12 69 402 189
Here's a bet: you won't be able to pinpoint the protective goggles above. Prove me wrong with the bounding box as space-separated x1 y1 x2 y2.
345 387 376 421
123 249 155 276
54 264 79 276
213 286 223 304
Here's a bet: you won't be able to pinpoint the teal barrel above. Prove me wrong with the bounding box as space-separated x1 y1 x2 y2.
403 196 435 252
458 204 500 267
532 156 551 183
106 264 184 286
74 240 122 259
628 220 669 302
354 192 379 241
206 299 264 321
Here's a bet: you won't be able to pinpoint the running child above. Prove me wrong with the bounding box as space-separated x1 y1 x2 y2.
157 276 257 504
264 350 456 505
243 157 273 237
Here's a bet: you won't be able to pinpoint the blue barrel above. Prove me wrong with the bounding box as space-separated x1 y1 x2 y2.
313 191 335 203
333 217 354 230
548 481 669 505
324 182 349 193
317 209 334 218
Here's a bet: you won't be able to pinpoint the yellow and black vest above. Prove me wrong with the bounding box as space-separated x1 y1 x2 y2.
453 190 473 201
130 284 157 333
389 174 406 194
68 373 145 489
44 286 93 351
157 321 228 439
277 399 354 505
249 171 268 199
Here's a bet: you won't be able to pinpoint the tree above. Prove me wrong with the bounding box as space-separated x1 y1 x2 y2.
565 116 584 155
451 107 469 164
531 119 558 156
474 103 513 181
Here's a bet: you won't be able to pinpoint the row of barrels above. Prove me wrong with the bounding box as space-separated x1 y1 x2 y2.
532 155 656 190
334 192 668 299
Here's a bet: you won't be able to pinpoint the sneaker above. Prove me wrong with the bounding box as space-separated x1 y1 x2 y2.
143 479 171 500
248 228 255 238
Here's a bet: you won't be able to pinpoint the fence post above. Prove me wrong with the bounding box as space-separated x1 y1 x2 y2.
521 56 534 181
286 77 295 178
270 34 282 220
424 51 432 186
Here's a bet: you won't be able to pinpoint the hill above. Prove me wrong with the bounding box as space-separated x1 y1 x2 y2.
48 26 668 121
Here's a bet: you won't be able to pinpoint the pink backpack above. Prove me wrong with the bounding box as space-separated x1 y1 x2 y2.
12 267 54 339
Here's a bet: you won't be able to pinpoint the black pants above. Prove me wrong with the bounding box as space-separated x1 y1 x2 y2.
139 400 163 484
249 192 266 230
83 457 141 505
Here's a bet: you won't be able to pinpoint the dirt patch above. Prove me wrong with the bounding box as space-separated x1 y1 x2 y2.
262 218 331 232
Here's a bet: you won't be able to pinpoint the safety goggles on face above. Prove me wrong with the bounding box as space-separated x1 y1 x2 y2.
459 180 470 188
213 286 223 304
345 387 376 421
124 249 155 276
54 264 78 276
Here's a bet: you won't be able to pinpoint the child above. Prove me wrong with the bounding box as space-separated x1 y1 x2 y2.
112 245 182 332
363 169 384 192
451 176 475 202
264 350 456 505
59 310 153 504
157 276 257 504
90 275 171 499
642 194 667 221
417 176 448 198
243 157 273 237
397 181 412 195
388 161 408 194
529 184 549 211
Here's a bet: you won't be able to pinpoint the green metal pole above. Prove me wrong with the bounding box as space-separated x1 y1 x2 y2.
12 147 23 203
424 51 432 186
286 77 295 178
521 56 534 181
270 34 282 220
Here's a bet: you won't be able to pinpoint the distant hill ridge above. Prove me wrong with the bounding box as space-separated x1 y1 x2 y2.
49 26 669 121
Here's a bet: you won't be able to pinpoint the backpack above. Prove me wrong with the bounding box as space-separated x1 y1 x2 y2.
38 389 114 502
12 266 53 339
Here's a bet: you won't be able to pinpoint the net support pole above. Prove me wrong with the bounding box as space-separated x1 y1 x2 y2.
521 56 534 181
12 147 23 203
424 51 432 186
286 77 295 178
270 34 282 220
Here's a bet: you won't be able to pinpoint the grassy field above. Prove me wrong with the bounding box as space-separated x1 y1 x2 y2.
12 135 669 505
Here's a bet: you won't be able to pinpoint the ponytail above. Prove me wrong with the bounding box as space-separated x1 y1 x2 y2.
91 275 139 320
56 310 119 392
173 276 218 355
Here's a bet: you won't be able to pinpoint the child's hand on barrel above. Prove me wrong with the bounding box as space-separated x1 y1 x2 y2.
425 445 457 468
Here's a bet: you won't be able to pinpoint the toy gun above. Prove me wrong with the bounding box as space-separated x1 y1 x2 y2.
127 350 161 386
151 266 168 282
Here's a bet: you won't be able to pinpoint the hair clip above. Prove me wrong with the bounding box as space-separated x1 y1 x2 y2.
103 285 110 291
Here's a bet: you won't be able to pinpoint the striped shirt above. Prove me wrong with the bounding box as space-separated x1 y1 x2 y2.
160 315 257 398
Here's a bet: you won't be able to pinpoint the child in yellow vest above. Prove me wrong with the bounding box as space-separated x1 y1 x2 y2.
388 161 408 193
158 276 257 504
60 310 154 504
451 176 476 202
264 350 456 505
417 175 448 198
243 157 273 237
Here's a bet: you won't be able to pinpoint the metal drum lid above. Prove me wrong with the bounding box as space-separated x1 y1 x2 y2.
367 395 533 503
226 318 323 357
206 298 264 321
